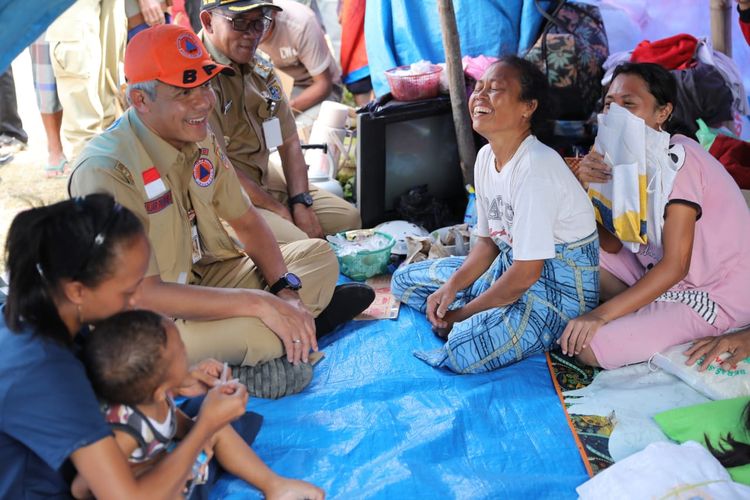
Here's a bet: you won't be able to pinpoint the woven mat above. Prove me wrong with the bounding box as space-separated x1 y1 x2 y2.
546 351 615 476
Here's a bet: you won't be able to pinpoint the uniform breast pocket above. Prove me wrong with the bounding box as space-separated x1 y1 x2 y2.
256 101 274 121
147 204 190 278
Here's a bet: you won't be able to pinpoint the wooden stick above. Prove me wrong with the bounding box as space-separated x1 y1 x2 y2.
437 0 476 187
710 0 732 56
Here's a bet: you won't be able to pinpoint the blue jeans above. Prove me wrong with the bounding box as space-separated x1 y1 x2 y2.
178 397 263 500
392 232 600 374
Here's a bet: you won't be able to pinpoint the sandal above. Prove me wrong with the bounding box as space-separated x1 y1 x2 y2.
44 158 69 178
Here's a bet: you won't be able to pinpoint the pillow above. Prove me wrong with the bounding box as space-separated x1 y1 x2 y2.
650 341 750 400
654 397 750 484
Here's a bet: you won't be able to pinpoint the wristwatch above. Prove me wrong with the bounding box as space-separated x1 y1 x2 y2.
288 191 314 208
269 272 302 295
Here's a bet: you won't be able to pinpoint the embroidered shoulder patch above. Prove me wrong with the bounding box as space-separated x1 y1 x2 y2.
115 163 135 185
267 80 282 101
193 157 215 187
144 190 173 214
253 54 273 79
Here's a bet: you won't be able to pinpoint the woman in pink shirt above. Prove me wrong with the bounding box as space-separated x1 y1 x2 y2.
562 62 750 369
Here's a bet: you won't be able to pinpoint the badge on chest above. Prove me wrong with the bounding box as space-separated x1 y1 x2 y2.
193 157 215 187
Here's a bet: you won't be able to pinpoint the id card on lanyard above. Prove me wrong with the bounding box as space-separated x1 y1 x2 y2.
262 98 283 150
188 209 202 264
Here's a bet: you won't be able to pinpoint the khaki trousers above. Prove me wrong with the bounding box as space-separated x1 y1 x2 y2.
260 156 361 244
176 239 338 366
99 0 126 125
49 0 124 159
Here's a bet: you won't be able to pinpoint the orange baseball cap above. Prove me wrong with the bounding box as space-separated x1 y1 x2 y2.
125 24 234 88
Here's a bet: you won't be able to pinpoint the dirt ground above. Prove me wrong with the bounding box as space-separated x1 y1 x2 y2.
0 50 360 275
0 52 69 273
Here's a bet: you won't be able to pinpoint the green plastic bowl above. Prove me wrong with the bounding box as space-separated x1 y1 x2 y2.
329 231 396 281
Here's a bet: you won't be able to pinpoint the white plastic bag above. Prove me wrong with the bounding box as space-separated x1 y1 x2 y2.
651 342 750 400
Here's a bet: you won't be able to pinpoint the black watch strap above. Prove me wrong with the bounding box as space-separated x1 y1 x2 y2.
269 272 302 295
288 191 313 208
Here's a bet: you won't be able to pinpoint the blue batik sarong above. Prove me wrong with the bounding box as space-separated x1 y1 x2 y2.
391 232 599 374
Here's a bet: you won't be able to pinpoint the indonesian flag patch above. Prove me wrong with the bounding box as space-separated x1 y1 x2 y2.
142 167 168 200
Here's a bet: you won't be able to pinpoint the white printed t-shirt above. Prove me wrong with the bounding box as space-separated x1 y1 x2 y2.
474 136 596 260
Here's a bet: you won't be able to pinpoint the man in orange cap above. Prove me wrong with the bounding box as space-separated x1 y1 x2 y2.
69 24 373 399
198 0 360 244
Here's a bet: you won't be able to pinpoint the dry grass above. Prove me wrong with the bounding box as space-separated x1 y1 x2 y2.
0 149 68 272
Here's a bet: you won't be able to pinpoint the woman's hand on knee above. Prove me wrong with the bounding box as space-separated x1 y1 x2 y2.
685 330 750 371
576 151 611 186
558 312 607 357
427 285 458 329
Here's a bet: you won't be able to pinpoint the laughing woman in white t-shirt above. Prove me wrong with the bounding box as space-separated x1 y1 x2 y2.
391 56 599 374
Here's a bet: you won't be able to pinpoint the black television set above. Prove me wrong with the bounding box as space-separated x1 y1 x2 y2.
356 95 467 229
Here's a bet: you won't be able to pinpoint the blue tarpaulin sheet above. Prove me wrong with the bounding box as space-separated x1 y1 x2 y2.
212 303 588 499
0 0 74 73
364 0 551 97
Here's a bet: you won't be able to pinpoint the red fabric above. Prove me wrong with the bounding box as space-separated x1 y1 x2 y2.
339 0 368 78
170 0 192 31
709 135 750 189
630 33 698 70
741 18 750 46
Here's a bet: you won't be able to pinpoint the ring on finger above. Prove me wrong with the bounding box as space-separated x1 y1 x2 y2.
292 339 302 344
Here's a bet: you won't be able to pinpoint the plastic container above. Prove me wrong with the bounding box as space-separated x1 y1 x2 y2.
384 65 442 101
328 230 396 281
463 184 477 227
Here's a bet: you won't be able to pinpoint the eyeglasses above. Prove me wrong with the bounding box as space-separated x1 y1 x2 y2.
214 12 273 34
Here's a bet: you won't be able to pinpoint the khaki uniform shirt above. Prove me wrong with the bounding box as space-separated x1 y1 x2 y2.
201 33 297 186
258 0 341 89
69 108 251 283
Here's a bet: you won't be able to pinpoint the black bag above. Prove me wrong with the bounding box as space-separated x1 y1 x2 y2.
524 0 609 120
396 185 454 232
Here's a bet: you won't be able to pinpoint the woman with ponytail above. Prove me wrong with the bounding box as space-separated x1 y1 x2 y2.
0 195 250 498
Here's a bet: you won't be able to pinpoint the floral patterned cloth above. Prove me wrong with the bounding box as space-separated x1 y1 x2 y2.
547 351 614 475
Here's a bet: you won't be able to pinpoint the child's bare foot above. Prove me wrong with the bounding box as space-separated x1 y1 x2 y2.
265 477 325 500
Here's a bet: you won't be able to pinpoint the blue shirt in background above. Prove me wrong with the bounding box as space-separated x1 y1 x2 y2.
0 308 111 498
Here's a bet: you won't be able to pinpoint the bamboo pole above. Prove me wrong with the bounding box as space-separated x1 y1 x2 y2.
710 0 732 56
437 0 475 187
